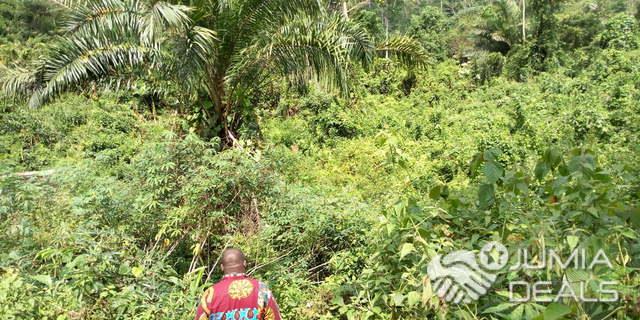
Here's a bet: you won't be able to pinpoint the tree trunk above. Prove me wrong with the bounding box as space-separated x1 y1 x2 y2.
522 0 526 44
384 12 389 59
198 75 225 142
207 78 238 146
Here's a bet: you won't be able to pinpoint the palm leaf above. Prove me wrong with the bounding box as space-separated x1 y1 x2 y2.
376 35 429 68
0 66 43 100
167 25 217 90
228 14 361 95
62 0 144 34
141 1 193 45
32 35 151 107
2 0 194 107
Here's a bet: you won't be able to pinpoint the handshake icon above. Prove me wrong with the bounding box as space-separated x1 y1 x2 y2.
427 242 508 304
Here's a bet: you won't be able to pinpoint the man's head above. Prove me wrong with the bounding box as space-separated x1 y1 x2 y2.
221 248 247 274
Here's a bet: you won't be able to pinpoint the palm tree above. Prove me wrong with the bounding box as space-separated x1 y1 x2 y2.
1 0 206 107
1 0 427 141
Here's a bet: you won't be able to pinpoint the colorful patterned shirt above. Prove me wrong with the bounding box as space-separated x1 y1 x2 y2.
194 274 282 320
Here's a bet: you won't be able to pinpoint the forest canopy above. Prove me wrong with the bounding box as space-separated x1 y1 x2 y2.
1 0 639 319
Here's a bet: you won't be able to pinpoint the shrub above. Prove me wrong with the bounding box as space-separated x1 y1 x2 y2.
471 52 506 84
596 14 639 50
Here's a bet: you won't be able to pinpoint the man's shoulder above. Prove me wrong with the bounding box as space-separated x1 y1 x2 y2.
211 276 262 289
208 276 271 291
256 280 271 290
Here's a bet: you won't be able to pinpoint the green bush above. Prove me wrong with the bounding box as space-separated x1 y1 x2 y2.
335 148 639 319
596 14 639 50
471 52 506 84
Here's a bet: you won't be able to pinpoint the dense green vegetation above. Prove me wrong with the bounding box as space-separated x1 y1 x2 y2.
1 0 639 319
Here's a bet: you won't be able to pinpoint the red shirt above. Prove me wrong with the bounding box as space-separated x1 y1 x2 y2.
194 274 282 320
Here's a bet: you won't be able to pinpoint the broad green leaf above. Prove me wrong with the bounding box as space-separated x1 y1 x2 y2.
508 304 524 320
429 185 441 200
132 266 144 278
390 292 405 306
484 302 515 313
118 264 131 275
565 269 589 282
534 162 550 180
483 162 503 184
542 303 571 320
406 291 421 306
566 235 579 249
31 275 52 287
484 148 501 162
399 243 415 259
546 148 563 168
479 184 495 209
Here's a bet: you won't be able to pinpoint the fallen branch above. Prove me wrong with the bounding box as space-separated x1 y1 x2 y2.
3 169 57 179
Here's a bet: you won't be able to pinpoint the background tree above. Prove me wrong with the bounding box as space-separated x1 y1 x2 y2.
528 0 563 69
475 0 523 54
0 0 58 40
408 5 450 61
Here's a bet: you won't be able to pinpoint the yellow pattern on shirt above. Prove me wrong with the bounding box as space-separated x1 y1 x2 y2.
200 287 215 314
228 279 254 299
264 307 275 320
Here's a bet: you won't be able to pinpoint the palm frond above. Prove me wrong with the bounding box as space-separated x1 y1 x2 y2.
62 1 192 46
209 0 235 14
2 0 197 107
62 0 144 34
228 0 324 53
140 1 193 46
185 26 217 64
229 14 370 96
0 67 43 100
48 0 90 8
238 0 323 26
334 15 374 68
167 25 217 88
376 36 429 68
31 36 151 107
147 1 192 30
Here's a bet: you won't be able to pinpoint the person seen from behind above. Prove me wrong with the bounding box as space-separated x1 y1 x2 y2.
194 248 282 320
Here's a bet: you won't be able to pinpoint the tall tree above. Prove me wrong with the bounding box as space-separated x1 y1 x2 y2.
476 0 523 54
528 0 562 69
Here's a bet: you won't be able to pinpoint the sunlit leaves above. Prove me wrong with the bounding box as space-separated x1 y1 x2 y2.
399 242 415 259
535 303 572 320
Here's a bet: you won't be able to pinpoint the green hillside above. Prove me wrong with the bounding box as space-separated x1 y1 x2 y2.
1 1 639 319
